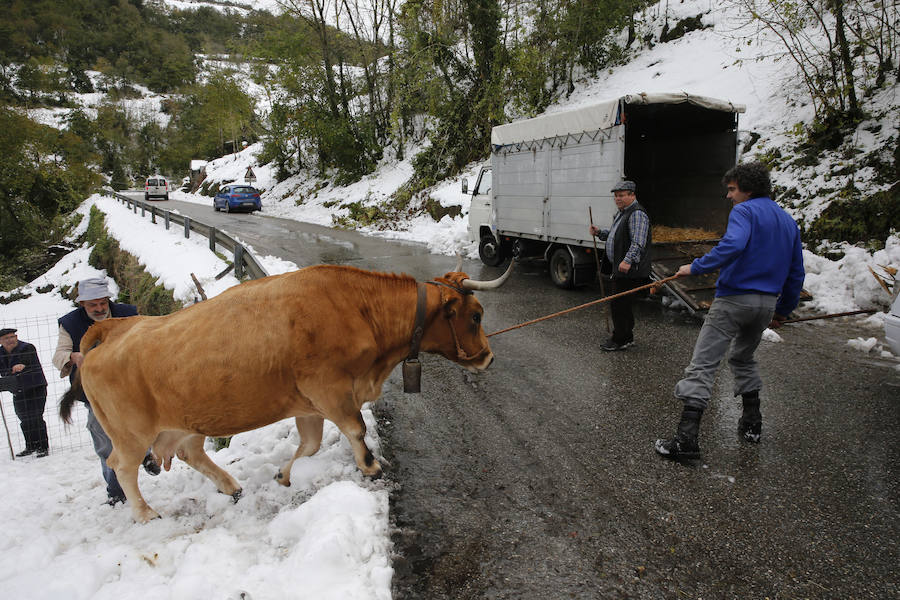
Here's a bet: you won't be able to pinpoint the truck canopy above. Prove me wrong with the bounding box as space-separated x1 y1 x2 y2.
491 93 745 147
489 92 745 234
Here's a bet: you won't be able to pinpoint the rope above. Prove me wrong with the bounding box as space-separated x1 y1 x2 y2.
487 275 680 338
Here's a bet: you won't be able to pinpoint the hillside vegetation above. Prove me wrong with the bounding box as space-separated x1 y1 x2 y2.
0 0 897 288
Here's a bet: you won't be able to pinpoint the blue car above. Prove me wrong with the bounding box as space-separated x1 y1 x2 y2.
214 184 262 213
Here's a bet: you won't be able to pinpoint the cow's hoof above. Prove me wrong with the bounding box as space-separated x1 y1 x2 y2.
231 489 243 503
133 508 161 523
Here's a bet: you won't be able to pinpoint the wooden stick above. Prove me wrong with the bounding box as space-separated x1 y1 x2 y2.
781 309 878 324
487 275 680 338
190 273 207 301
0 392 16 461
588 206 611 334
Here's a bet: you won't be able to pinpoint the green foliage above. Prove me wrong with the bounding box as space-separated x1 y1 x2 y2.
0 0 196 94
211 437 232 451
84 206 107 245
86 210 183 316
0 106 100 288
805 184 900 246
167 71 260 163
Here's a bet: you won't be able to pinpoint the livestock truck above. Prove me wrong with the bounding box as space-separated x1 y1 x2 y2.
464 92 746 312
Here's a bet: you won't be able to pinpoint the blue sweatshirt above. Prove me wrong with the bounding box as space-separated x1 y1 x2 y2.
691 196 805 316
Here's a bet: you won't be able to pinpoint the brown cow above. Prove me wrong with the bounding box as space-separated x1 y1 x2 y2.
60 262 511 522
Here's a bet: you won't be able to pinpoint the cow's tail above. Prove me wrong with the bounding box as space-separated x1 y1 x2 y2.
59 324 106 425
59 370 82 425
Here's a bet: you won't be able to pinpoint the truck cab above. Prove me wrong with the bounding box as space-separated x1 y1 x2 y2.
464 164 504 265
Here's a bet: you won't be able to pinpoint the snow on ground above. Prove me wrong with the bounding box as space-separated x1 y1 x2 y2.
0 194 392 600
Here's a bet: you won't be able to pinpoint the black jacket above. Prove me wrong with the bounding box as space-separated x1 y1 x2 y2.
0 340 48 393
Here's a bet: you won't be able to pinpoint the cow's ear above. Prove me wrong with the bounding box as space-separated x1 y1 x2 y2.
442 296 459 318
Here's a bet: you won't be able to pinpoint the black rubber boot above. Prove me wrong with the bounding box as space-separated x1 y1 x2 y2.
738 391 762 443
142 453 161 476
15 446 36 458
654 407 703 460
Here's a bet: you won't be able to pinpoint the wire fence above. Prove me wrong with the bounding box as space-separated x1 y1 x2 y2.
0 313 93 460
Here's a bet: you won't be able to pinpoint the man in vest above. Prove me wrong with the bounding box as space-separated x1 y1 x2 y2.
0 328 50 457
53 277 160 505
589 180 653 351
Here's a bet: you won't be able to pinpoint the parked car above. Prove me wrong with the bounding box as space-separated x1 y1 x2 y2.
885 292 900 356
214 184 262 213
144 176 169 201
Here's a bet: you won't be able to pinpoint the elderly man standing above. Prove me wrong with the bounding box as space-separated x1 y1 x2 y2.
589 180 653 351
0 328 49 457
655 162 805 460
53 277 159 505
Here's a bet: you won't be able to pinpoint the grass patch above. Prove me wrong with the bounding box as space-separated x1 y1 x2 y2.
85 206 183 316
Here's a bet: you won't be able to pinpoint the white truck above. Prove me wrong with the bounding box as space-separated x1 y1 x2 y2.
464 92 746 311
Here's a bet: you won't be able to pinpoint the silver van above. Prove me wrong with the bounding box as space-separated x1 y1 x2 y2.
145 176 169 201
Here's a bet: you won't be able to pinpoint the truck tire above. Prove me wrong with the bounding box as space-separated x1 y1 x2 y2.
479 236 505 267
549 247 575 289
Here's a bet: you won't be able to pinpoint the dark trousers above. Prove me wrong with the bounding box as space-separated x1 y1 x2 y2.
609 277 648 344
13 386 49 451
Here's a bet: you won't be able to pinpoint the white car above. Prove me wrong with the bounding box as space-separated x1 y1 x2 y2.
144 176 169 201
885 292 900 356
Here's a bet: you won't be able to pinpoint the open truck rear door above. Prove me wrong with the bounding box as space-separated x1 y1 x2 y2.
650 241 720 313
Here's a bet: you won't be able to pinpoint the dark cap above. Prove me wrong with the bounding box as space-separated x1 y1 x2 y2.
0 328 17 338
611 180 636 192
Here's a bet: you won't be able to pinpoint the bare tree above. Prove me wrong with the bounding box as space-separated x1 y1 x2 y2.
729 0 897 122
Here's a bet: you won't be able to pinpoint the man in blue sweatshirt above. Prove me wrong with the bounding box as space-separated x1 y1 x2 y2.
655 161 805 460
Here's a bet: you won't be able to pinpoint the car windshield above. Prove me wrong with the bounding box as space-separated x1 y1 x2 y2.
232 186 257 194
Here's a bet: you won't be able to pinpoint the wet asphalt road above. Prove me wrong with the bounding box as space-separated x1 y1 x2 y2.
129 195 899 598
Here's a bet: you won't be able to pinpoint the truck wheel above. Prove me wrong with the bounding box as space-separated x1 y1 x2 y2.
549 247 575 289
479 236 505 266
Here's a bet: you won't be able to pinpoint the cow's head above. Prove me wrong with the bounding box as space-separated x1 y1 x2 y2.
423 261 513 372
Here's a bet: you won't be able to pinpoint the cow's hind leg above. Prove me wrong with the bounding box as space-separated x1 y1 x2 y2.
331 410 382 478
276 415 325 487
107 442 159 523
176 434 242 500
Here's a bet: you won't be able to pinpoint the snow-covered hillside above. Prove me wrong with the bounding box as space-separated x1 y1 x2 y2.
18 0 900 334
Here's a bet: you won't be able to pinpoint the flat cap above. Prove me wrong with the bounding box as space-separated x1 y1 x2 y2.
611 180 636 192
0 328 16 338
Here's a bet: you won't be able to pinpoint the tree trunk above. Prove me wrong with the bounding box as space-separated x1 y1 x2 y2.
830 0 859 117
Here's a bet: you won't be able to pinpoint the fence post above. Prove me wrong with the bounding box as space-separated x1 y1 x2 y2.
209 228 216 252
184 216 191 239
150 206 156 224
164 211 170 230
234 245 244 279
141 204 145 217
133 202 137 214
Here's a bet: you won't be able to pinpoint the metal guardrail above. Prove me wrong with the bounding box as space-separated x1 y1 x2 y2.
105 190 268 280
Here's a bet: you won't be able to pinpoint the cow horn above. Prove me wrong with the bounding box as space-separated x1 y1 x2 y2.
461 260 514 290
454 253 463 272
